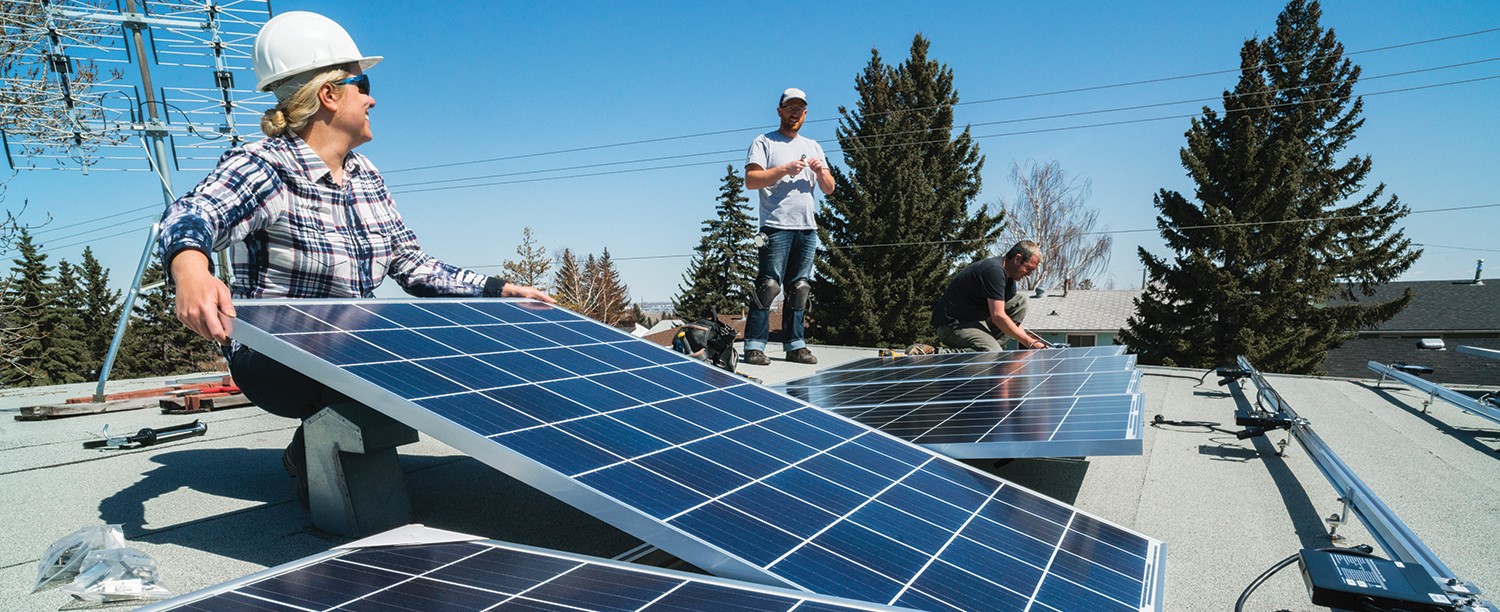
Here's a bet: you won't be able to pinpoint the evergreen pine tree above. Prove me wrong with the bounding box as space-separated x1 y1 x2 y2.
1 230 85 385
553 248 586 313
118 262 221 378
501 227 552 291
48 259 89 383
673 165 757 320
590 248 633 327
815 35 1004 346
1119 0 1419 373
77 247 121 380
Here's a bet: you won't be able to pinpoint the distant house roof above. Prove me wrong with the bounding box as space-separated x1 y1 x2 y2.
1343 279 1499 333
1323 337 1500 387
1024 289 1142 333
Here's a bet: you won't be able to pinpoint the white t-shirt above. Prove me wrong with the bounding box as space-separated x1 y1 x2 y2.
746 131 827 230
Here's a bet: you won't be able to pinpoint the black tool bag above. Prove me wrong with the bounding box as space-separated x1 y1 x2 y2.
672 316 738 372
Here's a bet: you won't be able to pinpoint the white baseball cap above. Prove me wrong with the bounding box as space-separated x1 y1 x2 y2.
780 88 807 105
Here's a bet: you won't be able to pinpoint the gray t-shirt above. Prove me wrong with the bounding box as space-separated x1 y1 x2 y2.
746 131 827 230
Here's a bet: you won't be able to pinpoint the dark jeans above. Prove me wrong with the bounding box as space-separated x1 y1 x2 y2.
226 343 352 421
746 227 817 353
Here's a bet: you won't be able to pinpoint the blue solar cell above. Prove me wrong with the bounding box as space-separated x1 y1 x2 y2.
280 332 391 366
341 542 474 574
502 426 621 475
761 467 870 517
671 502 802 567
610 406 712 445
1068 512 1151 567
227 300 1164 612
572 343 656 370
419 355 525 390
590 372 679 404
653 396 745 432
416 395 540 436
903 559 1030 612
416 326 510 355
474 351 574 384
772 543 904 605
345 360 465 399
541 378 641 411
240 560 396 608
1034 571 1136 612
483 386 595 423
524 564 680 610
1048 547 1144 606
558 416 671 459
647 582 799 612
637 448 750 498
810 519 930 584
576 462 706 519
938 536 1044 600
685 436 785 481
340 576 508 611
154 537 908 612
848 499 950 554
472 323 556 350
723 425 818 465
718 484 836 539
357 302 453 329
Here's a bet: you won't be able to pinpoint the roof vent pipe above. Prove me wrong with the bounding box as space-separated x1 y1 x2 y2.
1475 259 1485 285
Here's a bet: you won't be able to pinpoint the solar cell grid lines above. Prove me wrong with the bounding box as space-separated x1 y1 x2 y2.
143 538 915 612
776 354 1137 389
776 351 1144 459
816 346 1127 374
230 298 1165 612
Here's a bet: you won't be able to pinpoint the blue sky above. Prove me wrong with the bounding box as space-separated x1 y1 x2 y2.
6 0 1498 303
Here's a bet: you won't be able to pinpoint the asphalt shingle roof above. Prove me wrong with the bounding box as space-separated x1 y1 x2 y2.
1022 289 1142 333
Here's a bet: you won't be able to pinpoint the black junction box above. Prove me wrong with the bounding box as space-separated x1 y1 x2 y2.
1298 549 1456 611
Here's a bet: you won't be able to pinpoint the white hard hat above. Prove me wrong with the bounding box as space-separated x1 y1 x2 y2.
253 11 382 94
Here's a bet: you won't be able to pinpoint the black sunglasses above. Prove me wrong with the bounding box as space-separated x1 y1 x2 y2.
332 73 370 95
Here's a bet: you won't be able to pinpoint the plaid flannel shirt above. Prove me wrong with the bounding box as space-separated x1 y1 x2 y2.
159 134 504 299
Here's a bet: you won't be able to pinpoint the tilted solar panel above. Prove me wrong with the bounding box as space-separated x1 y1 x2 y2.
230 299 1165 612
777 352 1144 459
818 345 1126 374
141 529 911 612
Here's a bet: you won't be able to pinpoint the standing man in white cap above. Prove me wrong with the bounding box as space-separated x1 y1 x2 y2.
158 11 551 504
742 88 835 365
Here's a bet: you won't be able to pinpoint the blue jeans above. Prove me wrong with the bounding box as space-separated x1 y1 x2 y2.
746 228 817 352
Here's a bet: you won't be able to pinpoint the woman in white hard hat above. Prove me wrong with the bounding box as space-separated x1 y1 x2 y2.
157 11 551 504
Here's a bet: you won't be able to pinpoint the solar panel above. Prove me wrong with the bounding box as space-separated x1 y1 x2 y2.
229 299 1166 612
776 352 1143 459
777 353 1137 389
818 345 1127 374
140 529 912 611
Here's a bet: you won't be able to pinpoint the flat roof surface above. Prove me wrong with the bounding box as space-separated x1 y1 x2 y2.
3 348 1497 611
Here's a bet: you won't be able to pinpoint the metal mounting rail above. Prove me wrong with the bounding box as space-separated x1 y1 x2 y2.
1236 356 1490 606
1457 345 1500 362
1368 361 1500 427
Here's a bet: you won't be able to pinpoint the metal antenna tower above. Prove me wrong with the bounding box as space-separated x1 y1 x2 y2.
0 0 271 400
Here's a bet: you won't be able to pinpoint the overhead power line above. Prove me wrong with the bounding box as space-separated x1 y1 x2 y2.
382 26 1500 176
32 35 1500 245
387 73 1500 195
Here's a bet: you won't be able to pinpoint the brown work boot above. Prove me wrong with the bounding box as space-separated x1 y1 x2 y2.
743 349 771 366
786 348 819 364
906 343 937 355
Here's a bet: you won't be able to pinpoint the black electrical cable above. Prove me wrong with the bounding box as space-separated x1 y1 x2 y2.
1235 545 1377 612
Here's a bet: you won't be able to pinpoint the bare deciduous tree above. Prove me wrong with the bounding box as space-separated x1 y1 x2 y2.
1 0 126 168
501 227 551 291
998 159 1111 291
